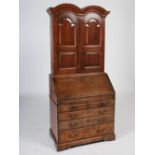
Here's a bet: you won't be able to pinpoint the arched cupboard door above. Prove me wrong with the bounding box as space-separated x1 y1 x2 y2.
56 12 79 74
80 12 105 72
47 4 110 74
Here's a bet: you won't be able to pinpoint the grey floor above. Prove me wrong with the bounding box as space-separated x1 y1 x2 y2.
19 93 135 155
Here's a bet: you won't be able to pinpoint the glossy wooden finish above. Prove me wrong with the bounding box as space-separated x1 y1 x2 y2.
47 3 110 75
47 4 115 151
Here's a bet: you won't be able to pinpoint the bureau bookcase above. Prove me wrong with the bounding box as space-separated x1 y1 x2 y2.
47 4 115 151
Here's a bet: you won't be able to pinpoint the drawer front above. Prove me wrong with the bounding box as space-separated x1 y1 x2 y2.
59 114 113 131
58 100 114 113
58 106 114 121
59 95 114 105
59 123 113 143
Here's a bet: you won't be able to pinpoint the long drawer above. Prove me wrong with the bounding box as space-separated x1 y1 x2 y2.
59 95 114 105
58 100 114 113
59 114 113 131
58 106 114 121
59 123 113 143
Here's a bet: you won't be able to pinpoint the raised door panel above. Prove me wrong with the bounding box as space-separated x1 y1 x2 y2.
58 18 76 46
81 13 105 72
56 12 79 74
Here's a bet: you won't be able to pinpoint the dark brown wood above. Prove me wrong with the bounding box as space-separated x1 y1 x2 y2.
58 106 114 121
50 128 115 151
47 4 110 75
58 99 114 113
49 73 115 150
52 72 115 100
59 114 113 131
49 99 58 141
59 122 114 143
47 3 115 151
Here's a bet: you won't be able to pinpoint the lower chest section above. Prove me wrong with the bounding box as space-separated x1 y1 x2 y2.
57 95 115 144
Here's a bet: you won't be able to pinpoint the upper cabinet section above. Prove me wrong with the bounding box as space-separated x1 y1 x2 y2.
47 4 110 75
47 3 110 17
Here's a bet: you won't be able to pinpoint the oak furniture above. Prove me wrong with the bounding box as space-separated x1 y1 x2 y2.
47 4 115 151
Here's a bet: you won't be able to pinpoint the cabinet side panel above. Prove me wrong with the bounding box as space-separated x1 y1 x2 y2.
49 75 58 142
50 99 58 142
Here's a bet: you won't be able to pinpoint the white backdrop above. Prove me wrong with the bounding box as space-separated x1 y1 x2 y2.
20 0 134 96
19 1 135 154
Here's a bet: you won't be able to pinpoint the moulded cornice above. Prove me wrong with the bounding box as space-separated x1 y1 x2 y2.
47 3 110 17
